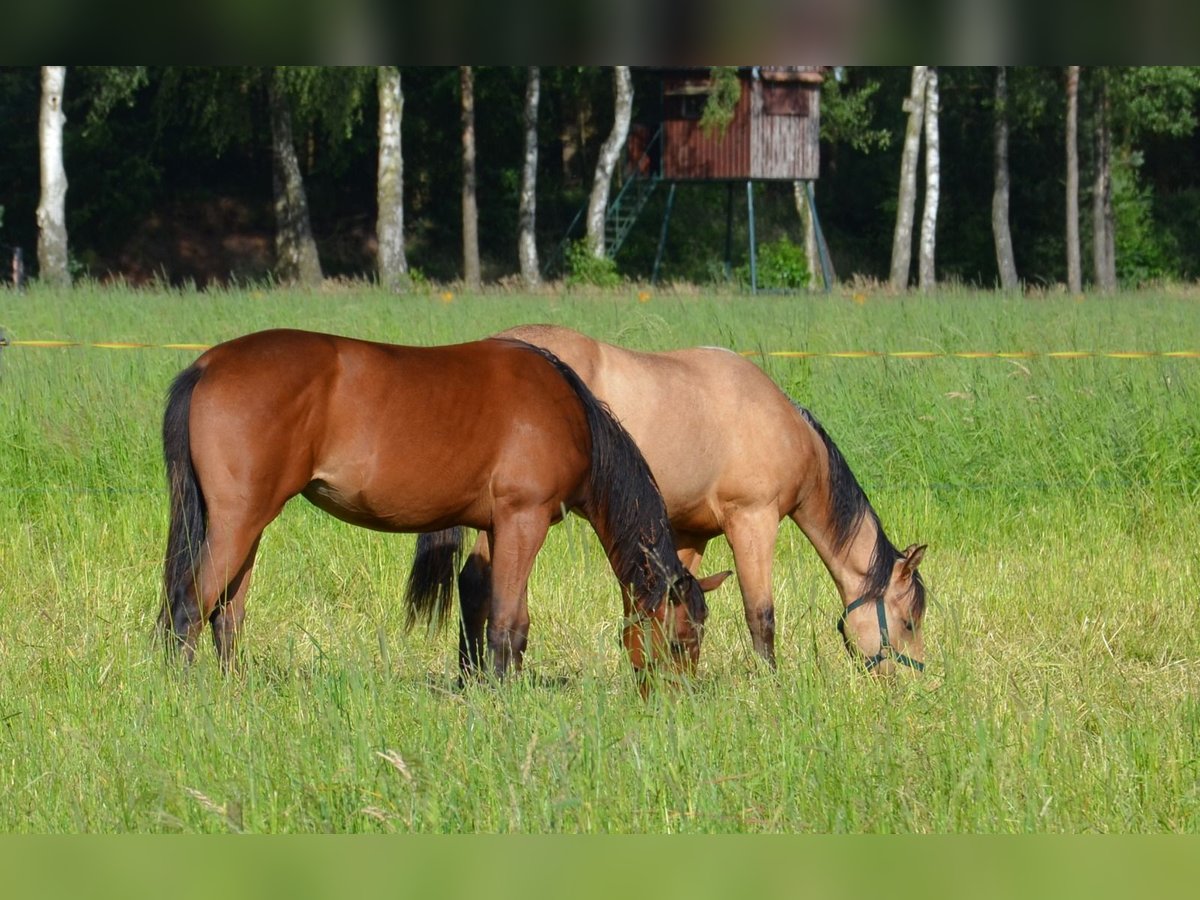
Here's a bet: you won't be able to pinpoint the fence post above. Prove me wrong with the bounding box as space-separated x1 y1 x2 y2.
746 181 758 295
11 246 24 290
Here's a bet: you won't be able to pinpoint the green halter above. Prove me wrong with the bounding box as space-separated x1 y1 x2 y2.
838 595 924 673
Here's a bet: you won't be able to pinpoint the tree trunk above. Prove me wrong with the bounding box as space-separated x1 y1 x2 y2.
376 66 408 291
793 181 820 290
37 66 69 286
460 66 481 290
918 67 940 291
267 69 323 287
992 66 1019 291
586 66 633 259
1092 70 1117 292
889 66 928 290
518 66 541 287
1065 66 1082 294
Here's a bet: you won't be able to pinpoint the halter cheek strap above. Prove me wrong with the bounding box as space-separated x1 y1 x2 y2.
838 595 925 673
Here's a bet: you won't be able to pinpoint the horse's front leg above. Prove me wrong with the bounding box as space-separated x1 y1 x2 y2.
725 508 782 669
673 531 710 576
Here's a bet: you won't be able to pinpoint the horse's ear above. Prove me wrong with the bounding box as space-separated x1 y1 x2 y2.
900 544 927 579
697 570 733 593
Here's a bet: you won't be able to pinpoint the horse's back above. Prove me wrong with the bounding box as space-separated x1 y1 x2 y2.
191 328 579 432
496 324 816 530
184 329 592 532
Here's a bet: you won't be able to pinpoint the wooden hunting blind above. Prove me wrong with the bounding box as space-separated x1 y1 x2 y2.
654 66 823 182
551 66 832 291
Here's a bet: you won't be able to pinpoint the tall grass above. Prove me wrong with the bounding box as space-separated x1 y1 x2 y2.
1 284 1198 832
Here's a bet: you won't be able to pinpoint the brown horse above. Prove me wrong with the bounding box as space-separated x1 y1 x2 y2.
158 329 727 685
442 324 928 675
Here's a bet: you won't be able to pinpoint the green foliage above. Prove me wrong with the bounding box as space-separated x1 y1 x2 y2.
406 266 430 290
1108 66 1200 140
998 66 1052 128
735 237 810 290
157 67 263 157
821 70 891 153
153 67 373 160
699 66 741 136
77 66 148 133
1112 153 1179 285
1157 187 1200 279
276 65 374 141
1088 68 1200 285
565 239 622 288
5 66 1200 288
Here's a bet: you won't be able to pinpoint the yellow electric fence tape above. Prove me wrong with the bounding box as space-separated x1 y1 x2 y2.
1 338 1199 359
2 340 212 350
742 350 1193 360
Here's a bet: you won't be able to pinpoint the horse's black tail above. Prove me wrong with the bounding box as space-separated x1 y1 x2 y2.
405 527 465 629
158 365 207 650
513 342 700 622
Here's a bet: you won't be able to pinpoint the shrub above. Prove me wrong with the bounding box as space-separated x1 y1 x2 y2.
735 237 810 290
1113 157 1180 286
565 240 622 289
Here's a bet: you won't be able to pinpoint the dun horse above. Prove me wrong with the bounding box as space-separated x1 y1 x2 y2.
435 324 927 675
158 329 727 685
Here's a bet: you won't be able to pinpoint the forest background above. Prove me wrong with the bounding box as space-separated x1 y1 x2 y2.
4 66 1200 292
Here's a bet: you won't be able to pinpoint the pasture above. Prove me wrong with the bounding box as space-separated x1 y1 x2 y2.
1 283 1198 833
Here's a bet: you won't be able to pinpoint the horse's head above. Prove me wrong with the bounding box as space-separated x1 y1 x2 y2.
665 569 733 668
838 544 927 676
624 569 730 693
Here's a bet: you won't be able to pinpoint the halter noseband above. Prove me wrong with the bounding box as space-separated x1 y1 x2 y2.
837 595 924 673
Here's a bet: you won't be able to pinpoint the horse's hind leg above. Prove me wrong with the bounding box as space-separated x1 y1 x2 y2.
486 510 549 678
209 536 262 671
195 514 271 670
458 531 493 677
724 509 782 668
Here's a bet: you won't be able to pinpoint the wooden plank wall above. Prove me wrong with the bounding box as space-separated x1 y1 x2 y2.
750 81 820 180
660 71 820 181
662 80 751 180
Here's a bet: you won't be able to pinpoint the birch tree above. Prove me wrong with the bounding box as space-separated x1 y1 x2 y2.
918 67 940 291
1065 66 1082 294
889 66 928 290
1065 67 1084 296
376 66 408 290
37 66 69 286
585 66 633 259
460 66 481 289
992 66 1019 290
1092 70 1116 292
518 67 541 287
267 68 323 286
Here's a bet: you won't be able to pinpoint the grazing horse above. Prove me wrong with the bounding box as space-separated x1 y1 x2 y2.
158 329 727 685
445 324 928 675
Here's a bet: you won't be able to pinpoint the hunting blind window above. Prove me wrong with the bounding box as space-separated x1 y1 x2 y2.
762 84 811 117
664 81 711 120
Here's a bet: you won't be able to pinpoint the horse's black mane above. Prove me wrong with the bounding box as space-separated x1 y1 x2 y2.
795 404 926 615
515 341 703 621
406 340 705 631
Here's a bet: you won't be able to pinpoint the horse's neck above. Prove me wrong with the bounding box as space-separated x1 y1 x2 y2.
792 505 880 606
586 504 657 604
788 432 881 607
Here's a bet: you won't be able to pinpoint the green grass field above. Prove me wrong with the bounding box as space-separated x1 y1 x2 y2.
1 283 1199 832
